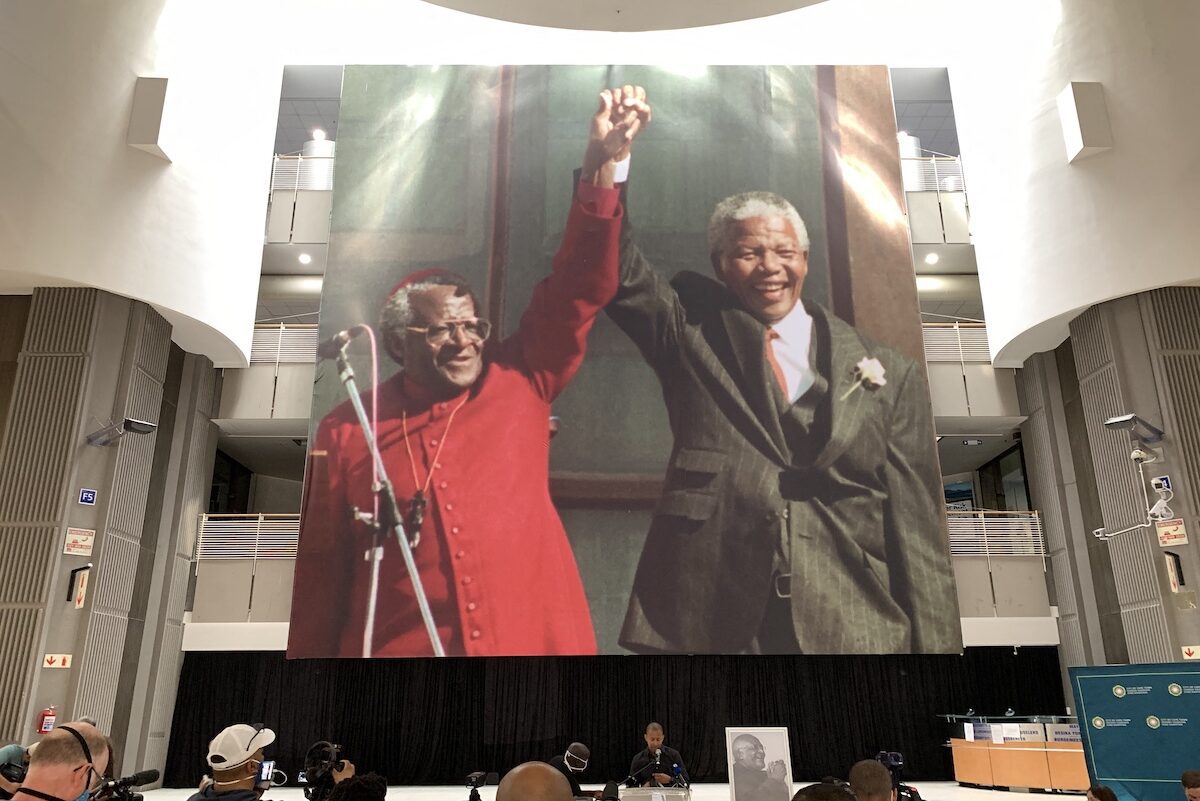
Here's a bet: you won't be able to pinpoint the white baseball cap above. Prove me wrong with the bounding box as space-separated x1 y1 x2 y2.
207 724 276 769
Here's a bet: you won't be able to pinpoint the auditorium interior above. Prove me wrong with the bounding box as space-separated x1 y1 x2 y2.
2 2 1200 801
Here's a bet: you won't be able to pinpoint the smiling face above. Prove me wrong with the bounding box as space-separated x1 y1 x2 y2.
713 216 808 324
401 285 485 398
732 735 765 770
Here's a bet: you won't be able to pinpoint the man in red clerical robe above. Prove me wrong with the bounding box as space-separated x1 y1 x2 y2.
288 86 651 657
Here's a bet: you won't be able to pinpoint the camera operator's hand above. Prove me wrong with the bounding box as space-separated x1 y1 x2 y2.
0 775 20 797
332 760 356 784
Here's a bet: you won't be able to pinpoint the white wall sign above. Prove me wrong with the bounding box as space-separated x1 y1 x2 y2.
73 570 89 609
43 654 72 668
63 527 95 556
1157 519 1188 546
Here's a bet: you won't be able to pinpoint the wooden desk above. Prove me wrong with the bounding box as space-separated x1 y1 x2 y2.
949 738 1087 791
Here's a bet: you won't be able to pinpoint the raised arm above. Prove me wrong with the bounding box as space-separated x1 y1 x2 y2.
519 86 652 400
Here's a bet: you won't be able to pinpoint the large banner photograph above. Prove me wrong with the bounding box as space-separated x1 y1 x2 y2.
287 65 962 658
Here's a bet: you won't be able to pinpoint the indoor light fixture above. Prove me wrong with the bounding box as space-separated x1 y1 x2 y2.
312 129 326 141
924 253 940 265
298 253 313 265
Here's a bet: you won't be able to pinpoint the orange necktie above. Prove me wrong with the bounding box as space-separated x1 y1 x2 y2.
764 328 789 396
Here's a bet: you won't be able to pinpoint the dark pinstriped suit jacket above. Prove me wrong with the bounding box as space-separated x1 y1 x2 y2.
606 229 962 655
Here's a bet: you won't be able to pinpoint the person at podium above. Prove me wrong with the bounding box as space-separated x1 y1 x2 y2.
628 723 688 787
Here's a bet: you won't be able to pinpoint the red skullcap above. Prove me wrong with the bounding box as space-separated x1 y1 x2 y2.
385 268 470 302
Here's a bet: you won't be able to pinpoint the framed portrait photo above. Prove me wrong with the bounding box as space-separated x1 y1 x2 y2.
726 727 794 801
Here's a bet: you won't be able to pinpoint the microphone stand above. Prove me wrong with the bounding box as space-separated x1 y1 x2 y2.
624 753 659 788
333 344 445 657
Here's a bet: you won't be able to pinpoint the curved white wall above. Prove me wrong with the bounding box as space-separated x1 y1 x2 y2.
2 0 1195 365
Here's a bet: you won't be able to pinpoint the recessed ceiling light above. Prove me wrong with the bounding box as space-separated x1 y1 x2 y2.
312 129 326 141
963 439 983 446
298 253 313 265
924 253 940 265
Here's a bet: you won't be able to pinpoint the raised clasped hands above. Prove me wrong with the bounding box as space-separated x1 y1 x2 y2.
767 760 788 781
582 84 652 187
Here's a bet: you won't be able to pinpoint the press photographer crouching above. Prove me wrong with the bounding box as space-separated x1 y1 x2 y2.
189 725 287 801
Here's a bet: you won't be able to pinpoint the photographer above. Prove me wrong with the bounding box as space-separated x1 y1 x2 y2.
0 742 32 799
188 725 282 801
14 722 109 801
301 741 357 801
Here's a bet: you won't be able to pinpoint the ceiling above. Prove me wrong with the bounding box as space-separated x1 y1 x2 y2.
218 434 308 481
274 66 344 155
891 68 960 156
938 431 1021 475
417 0 829 31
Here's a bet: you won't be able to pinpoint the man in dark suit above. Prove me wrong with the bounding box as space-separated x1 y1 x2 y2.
628 722 688 787
606 175 961 654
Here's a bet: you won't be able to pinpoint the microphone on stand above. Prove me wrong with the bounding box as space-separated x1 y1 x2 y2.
625 748 664 788
317 327 363 360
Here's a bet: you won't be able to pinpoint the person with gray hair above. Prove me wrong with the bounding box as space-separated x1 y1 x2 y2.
289 85 652 658
605 160 960 654
12 723 109 801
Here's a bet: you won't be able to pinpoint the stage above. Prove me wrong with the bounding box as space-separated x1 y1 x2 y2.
144 782 1072 801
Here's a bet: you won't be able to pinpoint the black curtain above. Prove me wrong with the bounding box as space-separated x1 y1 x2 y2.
165 648 1063 788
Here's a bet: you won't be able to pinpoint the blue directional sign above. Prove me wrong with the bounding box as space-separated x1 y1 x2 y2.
78 488 97 506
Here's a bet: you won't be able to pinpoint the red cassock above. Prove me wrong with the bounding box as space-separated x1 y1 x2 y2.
288 187 621 657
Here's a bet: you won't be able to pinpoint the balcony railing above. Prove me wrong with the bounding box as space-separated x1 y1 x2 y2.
922 322 990 363
270 154 335 192
250 324 320 365
195 514 301 560
947 510 1046 557
195 510 1045 560
901 156 966 193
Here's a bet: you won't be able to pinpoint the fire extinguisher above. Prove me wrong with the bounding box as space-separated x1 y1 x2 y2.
35 705 57 734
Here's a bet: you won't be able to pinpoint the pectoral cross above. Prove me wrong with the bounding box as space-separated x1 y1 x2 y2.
407 489 427 532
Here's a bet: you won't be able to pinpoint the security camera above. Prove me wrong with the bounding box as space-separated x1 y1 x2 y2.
1131 448 1157 465
122 418 157 435
1151 477 1171 494
1149 499 1174 521
1104 413 1165 444
1093 527 1109 539
86 417 159 446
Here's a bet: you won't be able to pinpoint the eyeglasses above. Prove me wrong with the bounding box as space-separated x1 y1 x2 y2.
407 318 492 345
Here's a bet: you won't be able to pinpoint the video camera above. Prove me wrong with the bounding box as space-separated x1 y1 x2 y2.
465 771 498 801
95 769 160 801
0 763 25 801
303 742 347 801
874 752 921 801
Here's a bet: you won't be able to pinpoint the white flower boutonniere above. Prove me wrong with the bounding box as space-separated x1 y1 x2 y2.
839 357 887 401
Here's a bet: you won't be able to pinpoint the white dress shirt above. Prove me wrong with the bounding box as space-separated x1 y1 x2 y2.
767 302 815 403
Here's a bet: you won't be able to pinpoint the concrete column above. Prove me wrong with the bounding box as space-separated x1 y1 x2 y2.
0 288 170 741
1068 288 1200 662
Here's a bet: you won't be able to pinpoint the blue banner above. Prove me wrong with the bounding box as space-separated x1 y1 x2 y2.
1071 663 1200 801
